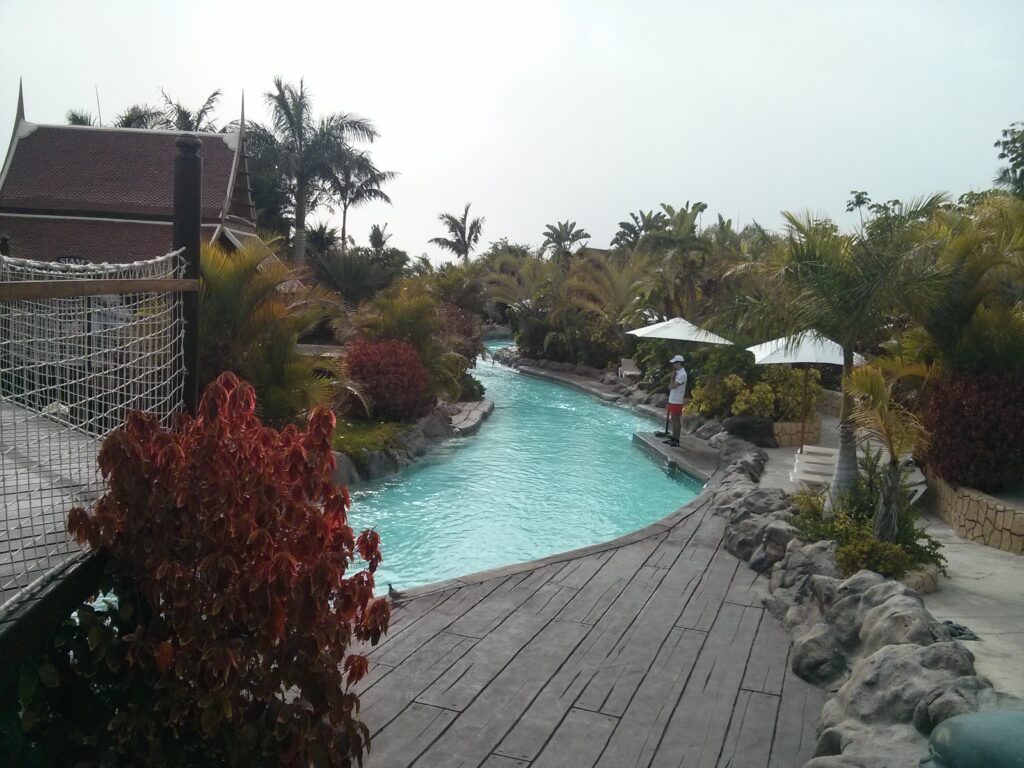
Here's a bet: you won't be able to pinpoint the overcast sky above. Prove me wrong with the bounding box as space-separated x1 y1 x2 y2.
2 0 1022 263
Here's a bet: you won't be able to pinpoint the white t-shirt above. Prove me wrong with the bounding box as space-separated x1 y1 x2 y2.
668 367 688 404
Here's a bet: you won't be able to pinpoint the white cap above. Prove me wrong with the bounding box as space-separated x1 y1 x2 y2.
669 354 685 363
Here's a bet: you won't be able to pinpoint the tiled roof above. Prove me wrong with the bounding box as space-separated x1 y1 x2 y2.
0 124 238 220
0 214 218 264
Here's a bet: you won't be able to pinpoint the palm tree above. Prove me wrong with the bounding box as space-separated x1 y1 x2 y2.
717 197 947 501
256 77 378 266
637 202 710 318
846 366 927 542
610 210 667 250
160 88 222 131
994 121 1024 199
113 104 167 129
199 240 343 425
430 204 484 264
564 252 651 345
541 220 590 264
485 253 555 315
306 222 340 256
65 109 96 126
312 249 392 305
328 151 396 249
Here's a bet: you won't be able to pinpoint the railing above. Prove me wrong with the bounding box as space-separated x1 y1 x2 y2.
0 136 202 632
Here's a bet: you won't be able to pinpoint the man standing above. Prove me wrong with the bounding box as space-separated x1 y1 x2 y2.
663 354 687 447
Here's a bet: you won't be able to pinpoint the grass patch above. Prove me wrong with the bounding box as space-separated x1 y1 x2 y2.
333 419 404 464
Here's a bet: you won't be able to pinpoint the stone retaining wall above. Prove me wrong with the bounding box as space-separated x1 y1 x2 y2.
773 419 821 447
929 473 1024 555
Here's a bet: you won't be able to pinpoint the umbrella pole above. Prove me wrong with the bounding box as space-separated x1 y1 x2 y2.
799 367 809 448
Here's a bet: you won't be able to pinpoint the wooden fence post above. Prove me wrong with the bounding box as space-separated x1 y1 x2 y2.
173 135 202 415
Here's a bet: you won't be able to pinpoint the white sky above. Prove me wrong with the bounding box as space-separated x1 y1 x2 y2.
1 0 1022 263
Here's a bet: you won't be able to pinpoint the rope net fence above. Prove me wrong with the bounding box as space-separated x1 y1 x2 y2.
0 250 186 614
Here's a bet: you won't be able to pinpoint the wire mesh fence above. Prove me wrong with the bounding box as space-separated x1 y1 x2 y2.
0 250 187 614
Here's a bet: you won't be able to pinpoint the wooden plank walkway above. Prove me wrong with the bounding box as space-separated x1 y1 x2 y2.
0 400 95 609
357 494 826 768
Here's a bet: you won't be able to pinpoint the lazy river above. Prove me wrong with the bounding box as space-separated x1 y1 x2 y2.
348 344 703 590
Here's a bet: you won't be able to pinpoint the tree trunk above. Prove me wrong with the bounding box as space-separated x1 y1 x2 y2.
293 192 307 266
825 345 858 513
873 460 902 542
341 204 349 252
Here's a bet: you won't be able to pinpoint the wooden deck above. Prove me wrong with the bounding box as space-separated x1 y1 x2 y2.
0 400 95 609
357 492 826 768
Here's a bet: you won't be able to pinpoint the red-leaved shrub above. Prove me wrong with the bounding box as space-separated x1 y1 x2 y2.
346 337 433 420
921 373 1024 492
67 372 390 766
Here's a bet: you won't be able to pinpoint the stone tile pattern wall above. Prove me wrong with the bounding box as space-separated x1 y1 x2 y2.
773 419 821 448
931 473 1024 555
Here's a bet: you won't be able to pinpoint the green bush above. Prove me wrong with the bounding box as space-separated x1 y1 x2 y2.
333 419 402 461
731 382 775 418
686 374 745 417
458 373 486 402
791 448 945 578
761 366 821 421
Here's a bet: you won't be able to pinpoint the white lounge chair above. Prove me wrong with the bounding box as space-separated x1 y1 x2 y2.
618 358 641 381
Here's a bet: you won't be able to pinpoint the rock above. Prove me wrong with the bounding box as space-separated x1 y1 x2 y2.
394 429 428 457
791 622 847 683
810 722 928 768
694 419 723 439
721 415 779 448
819 642 976 729
858 593 953 655
360 449 401 480
921 709 1024 768
601 372 619 385
737 487 790 517
419 410 454 440
724 516 768 562
912 676 1018 734
331 451 363 486
648 393 669 407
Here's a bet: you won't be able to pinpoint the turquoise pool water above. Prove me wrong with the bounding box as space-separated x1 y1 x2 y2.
348 346 703 590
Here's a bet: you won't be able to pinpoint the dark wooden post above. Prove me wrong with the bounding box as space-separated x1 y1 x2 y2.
173 135 202 414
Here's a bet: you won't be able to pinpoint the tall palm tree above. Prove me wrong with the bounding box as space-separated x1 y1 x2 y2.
256 77 378 266
160 88 222 131
65 109 96 126
430 204 484 264
113 104 167 129
637 202 710 318
328 151 396 250
717 197 947 501
306 222 340 256
564 251 651 341
610 210 667 250
485 253 555 314
541 220 590 264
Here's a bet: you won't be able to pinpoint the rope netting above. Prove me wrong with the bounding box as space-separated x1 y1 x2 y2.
0 250 187 613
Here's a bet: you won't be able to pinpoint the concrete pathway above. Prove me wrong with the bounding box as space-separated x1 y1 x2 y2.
920 514 1024 699
356 494 826 768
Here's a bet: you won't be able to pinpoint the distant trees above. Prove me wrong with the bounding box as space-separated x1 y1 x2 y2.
541 220 590 263
328 152 396 250
994 120 1024 198
430 204 485 264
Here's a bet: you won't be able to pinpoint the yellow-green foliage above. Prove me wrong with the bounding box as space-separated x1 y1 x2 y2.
731 382 775 418
686 374 745 416
836 535 912 578
762 366 821 421
333 419 402 462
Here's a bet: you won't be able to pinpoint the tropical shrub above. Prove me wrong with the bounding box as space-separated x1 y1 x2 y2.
761 366 821 421
458 373 486 402
333 418 402 458
921 373 1024 492
10 373 390 768
199 242 341 426
686 374 745 417
346 338 433 420
731 382 775 418
791 449 945 578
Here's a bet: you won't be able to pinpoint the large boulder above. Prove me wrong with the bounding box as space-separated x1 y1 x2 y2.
721 415 779 448
912 677 1022 735
819 642 977 729
791 622 847 683
694 419 723 439
331 451 363 486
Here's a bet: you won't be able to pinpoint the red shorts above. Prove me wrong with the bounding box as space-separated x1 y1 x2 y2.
666 403 684 415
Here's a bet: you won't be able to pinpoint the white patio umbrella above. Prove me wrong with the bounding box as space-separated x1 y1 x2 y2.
627 317 734 345
745 330 863 446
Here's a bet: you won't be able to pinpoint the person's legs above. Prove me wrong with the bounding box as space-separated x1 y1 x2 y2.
671 407 682 443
